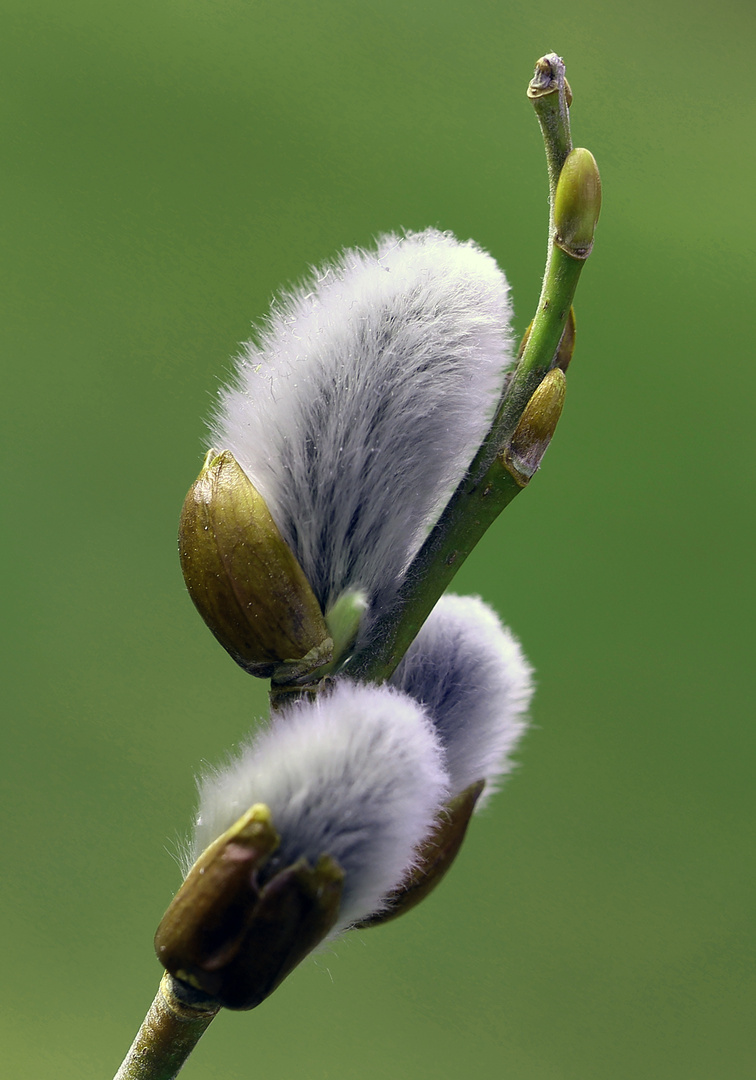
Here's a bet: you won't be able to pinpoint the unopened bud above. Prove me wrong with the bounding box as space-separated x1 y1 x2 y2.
154 804 344 1010
179 450 331 677
354 780 484 928
325 589 369 665
555 306 576 371
503 368 566 486
516 319 532 361
517 306 575 370
554 147 601 258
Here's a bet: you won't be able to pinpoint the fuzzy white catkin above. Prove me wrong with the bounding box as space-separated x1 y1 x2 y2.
188 681 449 934
391 594 534 805
210 228 514 639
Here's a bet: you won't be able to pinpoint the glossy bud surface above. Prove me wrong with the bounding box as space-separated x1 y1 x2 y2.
179 450 331 677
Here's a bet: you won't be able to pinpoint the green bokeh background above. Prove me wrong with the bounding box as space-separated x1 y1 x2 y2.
3 2 753 1078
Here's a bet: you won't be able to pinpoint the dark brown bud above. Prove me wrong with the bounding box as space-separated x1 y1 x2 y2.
353 780 485 929
155 804 344 1010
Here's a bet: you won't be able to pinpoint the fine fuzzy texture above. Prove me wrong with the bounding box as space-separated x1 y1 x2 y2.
391 594 533 806
210 228 514 641
188 681 449 933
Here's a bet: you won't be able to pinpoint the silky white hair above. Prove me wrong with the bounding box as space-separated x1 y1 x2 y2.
210 229 514 640
185 594 532 936
188 680 449 933
392 594 534 805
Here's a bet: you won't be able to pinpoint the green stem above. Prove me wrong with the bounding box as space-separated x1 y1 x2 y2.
494 242 584 440
528 53 573 226
343 449 525 683
113 975 219 1080
341 55 584 684
495 52 574 441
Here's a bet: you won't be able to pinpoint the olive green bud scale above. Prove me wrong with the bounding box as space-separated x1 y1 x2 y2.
503 368 566 486
553 147 602 258
179 450 332 677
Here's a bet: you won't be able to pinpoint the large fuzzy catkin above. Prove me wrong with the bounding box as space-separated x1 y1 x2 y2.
187 681 449 934
210 229 514 639
392 594 534 805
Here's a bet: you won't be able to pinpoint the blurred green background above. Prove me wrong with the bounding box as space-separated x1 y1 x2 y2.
2 1 754 1077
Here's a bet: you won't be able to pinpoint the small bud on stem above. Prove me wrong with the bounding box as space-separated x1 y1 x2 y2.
554 147 602 258
504 368 567 486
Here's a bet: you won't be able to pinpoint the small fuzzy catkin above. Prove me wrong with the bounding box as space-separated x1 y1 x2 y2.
188 680 449 933
392 594 534 804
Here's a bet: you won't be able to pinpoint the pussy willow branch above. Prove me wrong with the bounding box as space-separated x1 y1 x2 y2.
113 975 219 1080
112 52 590 1080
